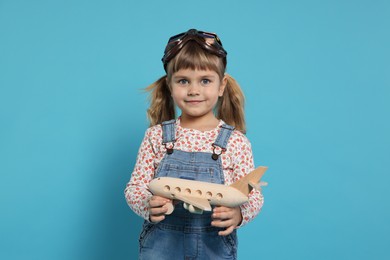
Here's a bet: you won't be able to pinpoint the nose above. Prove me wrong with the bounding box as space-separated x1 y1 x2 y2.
187 83 200 96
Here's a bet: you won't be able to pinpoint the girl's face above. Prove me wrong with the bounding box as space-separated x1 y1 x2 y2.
169 68 226 122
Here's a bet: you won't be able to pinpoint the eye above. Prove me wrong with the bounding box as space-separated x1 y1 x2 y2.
178 79 189 85
201 79 211 85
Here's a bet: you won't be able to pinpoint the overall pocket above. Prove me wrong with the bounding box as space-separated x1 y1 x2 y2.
221 231 238 257
138 223 156 248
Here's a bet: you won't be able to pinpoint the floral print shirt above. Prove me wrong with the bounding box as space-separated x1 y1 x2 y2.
125 118 264 227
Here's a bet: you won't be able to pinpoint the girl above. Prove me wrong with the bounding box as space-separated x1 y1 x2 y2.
125 29 264 260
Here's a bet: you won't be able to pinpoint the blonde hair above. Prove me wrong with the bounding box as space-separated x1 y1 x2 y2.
145 41 246 133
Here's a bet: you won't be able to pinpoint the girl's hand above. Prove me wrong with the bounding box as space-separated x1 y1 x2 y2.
148 195 172 223
211 206 242 236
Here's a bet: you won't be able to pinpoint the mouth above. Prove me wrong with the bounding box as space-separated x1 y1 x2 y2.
185 100 204 105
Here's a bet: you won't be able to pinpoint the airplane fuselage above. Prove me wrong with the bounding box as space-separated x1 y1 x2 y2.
149 177 248 210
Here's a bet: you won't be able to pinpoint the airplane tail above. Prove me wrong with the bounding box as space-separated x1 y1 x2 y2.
229 166 268 196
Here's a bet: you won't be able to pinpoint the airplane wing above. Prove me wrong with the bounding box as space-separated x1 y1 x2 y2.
173 193 212 212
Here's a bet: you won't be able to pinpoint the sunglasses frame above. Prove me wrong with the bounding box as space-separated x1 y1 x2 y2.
161 29 227 71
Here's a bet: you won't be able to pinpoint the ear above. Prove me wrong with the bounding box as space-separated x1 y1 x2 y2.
219 75 227 97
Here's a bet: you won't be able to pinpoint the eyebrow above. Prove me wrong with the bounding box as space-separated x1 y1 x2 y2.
172 73 217 79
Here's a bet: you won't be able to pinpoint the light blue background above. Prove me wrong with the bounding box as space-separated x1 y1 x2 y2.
1 0 389 259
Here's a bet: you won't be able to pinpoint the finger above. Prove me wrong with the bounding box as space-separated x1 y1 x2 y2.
149 200 166 208
212 210 233 221
150 195 170 203
149 204 169 216
218 226 235 236
150 195 170 201
149 197 171 208
211 218 233 228
150 214 165 223
213 206 230 214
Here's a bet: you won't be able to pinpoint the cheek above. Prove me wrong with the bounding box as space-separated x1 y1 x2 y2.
170 88 184 101
206 88 221 99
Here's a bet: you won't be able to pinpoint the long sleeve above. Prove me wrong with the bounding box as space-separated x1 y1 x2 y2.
124 128 157 221
228 132 264 227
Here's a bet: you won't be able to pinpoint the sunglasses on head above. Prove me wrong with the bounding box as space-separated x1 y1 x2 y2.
161 29 228 71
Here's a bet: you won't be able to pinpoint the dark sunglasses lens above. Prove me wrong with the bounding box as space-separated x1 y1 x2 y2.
200 32 223 46
168 32 185 42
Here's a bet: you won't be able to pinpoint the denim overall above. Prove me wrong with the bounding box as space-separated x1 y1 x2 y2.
139 120 238 260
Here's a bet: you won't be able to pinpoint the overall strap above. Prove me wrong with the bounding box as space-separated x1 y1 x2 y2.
213 124 235 150
161 119 176 144
211 124 235 160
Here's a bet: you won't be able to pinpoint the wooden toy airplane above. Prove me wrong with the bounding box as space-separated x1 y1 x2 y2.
149 166 268 214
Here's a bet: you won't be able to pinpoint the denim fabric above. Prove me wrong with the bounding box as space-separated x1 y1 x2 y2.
139 121 237 260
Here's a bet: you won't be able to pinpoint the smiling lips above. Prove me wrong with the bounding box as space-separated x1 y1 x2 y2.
185 100 204 105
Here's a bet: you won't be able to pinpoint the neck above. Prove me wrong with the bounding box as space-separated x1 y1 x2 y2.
179 114 219 131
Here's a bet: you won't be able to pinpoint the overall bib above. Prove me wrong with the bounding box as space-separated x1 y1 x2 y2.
139 120 238 260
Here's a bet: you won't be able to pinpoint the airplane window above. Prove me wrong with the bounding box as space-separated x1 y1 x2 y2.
164 185 170 192
175 187 181 193
206 192 212 199
195 190 202 196
185 188 191 195
216 193 223 200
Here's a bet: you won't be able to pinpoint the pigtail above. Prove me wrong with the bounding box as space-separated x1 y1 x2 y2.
145 76 176 126
216 74 246 133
